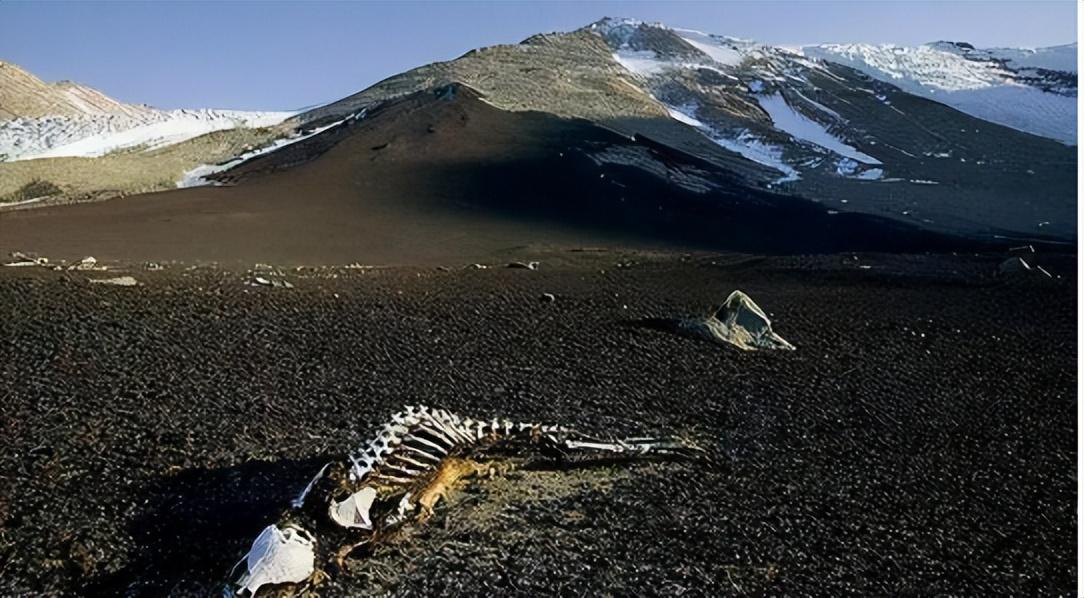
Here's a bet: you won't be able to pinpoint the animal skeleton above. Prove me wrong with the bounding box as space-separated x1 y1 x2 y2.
227 405 697 596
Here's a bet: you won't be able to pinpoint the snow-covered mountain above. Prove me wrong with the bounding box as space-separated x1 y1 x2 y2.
2 18 1074 246
261 17 1074 242
802 41 1076 144
597 20 888 184
0 61 292 161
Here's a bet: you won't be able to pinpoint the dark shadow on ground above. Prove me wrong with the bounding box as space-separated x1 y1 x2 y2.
86 456 329 597
84 447 707 597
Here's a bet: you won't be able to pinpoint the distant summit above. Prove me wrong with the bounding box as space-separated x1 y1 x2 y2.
0 60 153 120
0 60 292 161
167 16 1079 244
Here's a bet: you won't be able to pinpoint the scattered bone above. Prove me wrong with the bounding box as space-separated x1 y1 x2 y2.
249 277 294 288
541 293 556 303
4 251 48 267
232 525 316 597
228 405 699 595
507 261 539 270
292 463 332 509
328 487 377 530
144 262 164 271
68 256 107 271
3 259 43 268
468 263 488 270
88 276 138 287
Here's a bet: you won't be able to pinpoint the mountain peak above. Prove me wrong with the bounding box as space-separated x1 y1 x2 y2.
0 59 156 120
927 40 976 51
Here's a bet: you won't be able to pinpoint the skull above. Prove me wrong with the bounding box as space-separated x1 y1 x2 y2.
232 524 316 596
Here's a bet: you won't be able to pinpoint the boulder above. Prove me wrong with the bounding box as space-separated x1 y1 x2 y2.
679 290 795 351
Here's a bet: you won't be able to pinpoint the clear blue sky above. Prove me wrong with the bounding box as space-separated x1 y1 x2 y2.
0 1 1076 111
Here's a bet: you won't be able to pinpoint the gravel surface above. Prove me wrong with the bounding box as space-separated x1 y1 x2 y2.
0 251 1074 596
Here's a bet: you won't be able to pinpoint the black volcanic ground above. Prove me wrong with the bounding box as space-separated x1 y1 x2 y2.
0 250 1074 596
0 85 976 267
0 80 1075 597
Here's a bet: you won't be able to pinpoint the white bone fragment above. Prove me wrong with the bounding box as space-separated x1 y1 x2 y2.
387 454 431 470
328 487 378 530
371 473 415 485
88 276 138 286
68 256 100 270
398 444 444 462
406 434 449 453
383 492 416 526
417 422 456 446
382 463 423 477
291 462 331 509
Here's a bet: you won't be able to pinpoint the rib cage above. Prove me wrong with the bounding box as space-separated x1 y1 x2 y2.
347 405 562 486
243 405 698 596
291 404 691 510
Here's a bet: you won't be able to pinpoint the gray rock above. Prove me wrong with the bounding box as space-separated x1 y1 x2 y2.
677 290 795 351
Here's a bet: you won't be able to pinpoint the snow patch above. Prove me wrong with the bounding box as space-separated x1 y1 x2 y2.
714 134 801 183
666 106 705 128
791 89 842 120
2 109 294 161
177 112 360 187
756 94 881 164
803 42 1076 144
835 157 858 176
587 145 720 194
664 104 798 183
612 50 669 77
674 31 744 66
